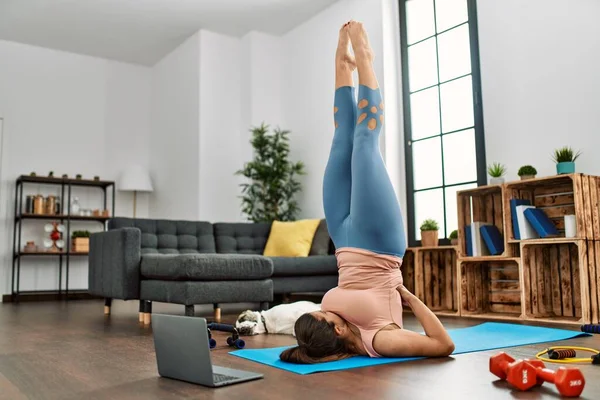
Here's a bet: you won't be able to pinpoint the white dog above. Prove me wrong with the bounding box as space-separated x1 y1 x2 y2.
235 301 321 336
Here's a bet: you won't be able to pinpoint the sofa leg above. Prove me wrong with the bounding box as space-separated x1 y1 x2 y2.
143 301 152 326
185 305 195 317
104 298 112 315
282 294 291 304
259 301 269 311
213 303 221 322
138 300 144 323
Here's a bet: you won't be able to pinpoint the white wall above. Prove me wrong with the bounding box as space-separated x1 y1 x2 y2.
0 40 151 296
477 0 600 179
198 30 244 222
149 33 201 220
281 0 401 220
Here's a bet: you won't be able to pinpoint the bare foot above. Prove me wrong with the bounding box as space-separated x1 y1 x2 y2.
347 20 374 63
336 23 356 71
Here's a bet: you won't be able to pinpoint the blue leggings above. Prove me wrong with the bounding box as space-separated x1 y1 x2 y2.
323 85 406 257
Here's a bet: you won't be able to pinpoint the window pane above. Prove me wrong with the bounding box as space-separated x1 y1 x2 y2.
435 0 468 33
443 128 477 185
410 87 440 140
408 38 438 92
415 188 445 240
437 24 471 82
406 0 435 45
440 75 474 133
412 136 442 190
444 182 477 237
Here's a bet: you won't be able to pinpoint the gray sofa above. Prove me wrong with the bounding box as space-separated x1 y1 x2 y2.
88 217 338 324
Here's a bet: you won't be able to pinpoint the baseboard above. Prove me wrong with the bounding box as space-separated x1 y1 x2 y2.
2 290 102 303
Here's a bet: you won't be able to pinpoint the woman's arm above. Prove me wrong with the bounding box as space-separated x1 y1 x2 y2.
372 285 455 357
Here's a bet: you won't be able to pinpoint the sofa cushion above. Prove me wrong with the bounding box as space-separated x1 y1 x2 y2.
309 219 331 256
109 217 215 254
270 255 338 277
140 254 273 281
263 219 322 257
213 222 272 254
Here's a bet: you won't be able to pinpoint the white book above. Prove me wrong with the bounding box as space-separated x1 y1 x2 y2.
471 222 491 257
515 205 540 240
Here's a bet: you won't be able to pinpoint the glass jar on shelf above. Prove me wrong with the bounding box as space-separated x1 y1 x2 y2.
71 197 80 215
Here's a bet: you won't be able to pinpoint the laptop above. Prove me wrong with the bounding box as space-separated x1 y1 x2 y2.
152 314 264 387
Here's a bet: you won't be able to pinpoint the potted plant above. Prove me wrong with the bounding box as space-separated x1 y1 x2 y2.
552 146 581 175
449 229 459 245
30 171 36 177
48 171 54 177
236 123 305 222
518 165 537 180
62 174 68 179
76 174 83 180
487 162 506 185
420 219 439 247
94 175 100 181
72 230 91 252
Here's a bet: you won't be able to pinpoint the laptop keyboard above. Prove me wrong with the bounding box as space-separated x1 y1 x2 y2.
213 373 238 383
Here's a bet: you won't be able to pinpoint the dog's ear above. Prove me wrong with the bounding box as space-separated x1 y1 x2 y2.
237 310 255 323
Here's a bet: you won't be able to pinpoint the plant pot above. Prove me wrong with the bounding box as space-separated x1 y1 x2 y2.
520 175 536 180
421 230 439 247
72 237 90 252
450 238 459 246
556 162 575 175
489 177 504 185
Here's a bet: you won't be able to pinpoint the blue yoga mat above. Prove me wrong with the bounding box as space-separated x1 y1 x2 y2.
230 322 590 374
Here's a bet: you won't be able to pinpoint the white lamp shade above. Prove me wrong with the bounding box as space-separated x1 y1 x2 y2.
118 165 154 192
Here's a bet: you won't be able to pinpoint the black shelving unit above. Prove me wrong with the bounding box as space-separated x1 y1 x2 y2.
12 175 115 302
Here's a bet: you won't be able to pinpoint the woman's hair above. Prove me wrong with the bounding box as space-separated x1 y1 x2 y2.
279 313 351 364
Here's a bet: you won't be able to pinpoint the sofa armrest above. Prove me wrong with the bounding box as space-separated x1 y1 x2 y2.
88 227 142 300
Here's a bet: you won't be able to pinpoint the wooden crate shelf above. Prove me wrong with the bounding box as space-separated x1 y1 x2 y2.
402 247 459 316
521 240 600 325
456 185 513 258
504 173 600 242
459 259 522 319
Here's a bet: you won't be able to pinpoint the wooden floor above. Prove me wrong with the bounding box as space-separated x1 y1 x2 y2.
1 300 599 400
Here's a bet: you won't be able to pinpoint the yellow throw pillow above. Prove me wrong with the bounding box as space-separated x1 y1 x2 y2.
263 219 322 257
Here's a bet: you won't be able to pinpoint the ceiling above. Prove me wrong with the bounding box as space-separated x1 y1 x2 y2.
0 0 338 65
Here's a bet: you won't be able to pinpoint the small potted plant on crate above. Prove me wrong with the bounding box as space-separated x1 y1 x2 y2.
420 219 439 247
72 230 91 252
552 146 581 175
487 162 506 185
518 165 537 180
449 229 459 245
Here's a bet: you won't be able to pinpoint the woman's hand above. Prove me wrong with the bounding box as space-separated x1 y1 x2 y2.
397 284 417 307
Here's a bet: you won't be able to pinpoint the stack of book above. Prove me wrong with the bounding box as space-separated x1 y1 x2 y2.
464 222 504 257
510 199 559 240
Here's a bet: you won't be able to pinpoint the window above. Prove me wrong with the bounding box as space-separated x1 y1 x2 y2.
399 0 486 246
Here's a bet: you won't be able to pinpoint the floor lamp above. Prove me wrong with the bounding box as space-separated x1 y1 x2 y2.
118 165 153 218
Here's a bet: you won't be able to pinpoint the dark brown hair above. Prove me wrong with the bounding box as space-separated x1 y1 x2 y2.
279 313 351 364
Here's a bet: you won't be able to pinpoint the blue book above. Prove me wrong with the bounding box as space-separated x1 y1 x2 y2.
480 225 504 255
524 208 559 237
510 199 531 239
465 226 473 256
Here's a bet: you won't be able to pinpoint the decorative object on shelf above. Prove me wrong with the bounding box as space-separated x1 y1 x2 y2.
449 229 459 245
45 195 57 215
48 171 54 177
76 174 82 179
102 209 110 217
236 123 305 222
72 230 90 252
420 219 439 247
118 164 154 218
487 162 507 185
94 175 100 181
33 195 45 215
517 165 537 180
552 146 581 175
44 222 65 252
71 196 80 214
93 209 101 217
23 241 37 252
62 174 68 178
564 215 577 238
25 195 34 214
29 172 36 176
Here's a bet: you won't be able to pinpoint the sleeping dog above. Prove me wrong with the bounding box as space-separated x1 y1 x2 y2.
235 301 321 336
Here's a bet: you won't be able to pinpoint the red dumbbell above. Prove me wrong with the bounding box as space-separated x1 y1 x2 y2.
528 363 585 397
489 352 540 391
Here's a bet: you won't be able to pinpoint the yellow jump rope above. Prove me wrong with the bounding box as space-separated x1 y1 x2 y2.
535 346 600 365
